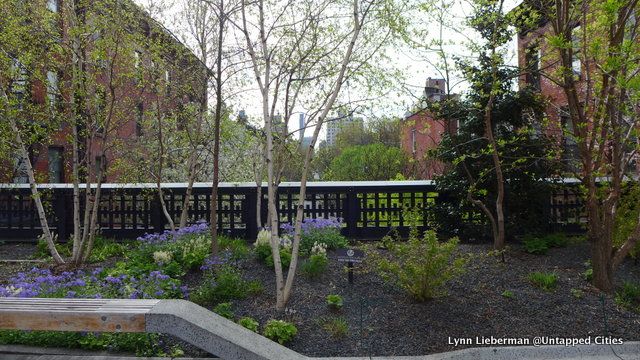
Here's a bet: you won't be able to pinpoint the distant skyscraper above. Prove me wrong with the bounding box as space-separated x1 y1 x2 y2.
271 114 287 135
299 113 306 139
238 110 248 123
325 111 363 147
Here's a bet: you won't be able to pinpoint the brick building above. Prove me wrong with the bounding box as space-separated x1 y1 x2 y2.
2 0 206 184
513 3 583 169
400 78 457 179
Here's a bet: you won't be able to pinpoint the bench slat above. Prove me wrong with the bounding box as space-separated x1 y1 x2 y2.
0 298 160 333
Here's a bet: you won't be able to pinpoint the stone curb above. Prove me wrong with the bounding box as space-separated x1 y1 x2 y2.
315 341 640 360
2 342 639 360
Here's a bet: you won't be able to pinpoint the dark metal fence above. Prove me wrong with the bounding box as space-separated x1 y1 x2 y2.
0 181 586 241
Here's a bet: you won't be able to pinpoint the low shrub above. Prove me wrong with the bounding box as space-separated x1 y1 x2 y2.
543 233 569 248
320 317 349 338
326 294 344 310
0 331 169 356
238 317 259 332
87 237 130 263
263 320 297 345
35 235 128 263
522 233 569 255
213 302 234 319
522 236 549 255
255 243 272 263
501 290 514 299
528 272 558 291
219 237 250 260
615 282 640 313
301 254 328 278
265 248 292 269
190 266 262 306
571 288 584 299
369 228 467 301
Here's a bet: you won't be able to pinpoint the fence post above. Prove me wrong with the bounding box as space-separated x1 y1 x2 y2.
54 188 68 242
151 193 168 233
345 187 358 238
245 187 257 241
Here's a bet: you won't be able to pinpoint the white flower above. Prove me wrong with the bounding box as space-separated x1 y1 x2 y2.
255 229 271 247
153 250 173 265
311 241 327 256
4 285 23 296
280 235 292 249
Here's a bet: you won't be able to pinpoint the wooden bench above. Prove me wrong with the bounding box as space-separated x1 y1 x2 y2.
0 298 307 360
0 298 160 333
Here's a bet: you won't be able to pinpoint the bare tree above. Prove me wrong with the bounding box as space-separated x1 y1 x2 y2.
237 0 405 309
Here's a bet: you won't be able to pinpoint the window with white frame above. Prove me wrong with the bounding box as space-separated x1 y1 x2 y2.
47 70 58 108
11 59 28 105
571 25 581 77
411 128 417 154
47 0 58 12
134 50 142 68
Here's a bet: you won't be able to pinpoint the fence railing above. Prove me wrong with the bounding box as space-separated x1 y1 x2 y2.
0 181 586 241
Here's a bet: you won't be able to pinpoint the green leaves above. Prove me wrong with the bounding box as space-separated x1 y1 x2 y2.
370 218 467 301
327 143 406 181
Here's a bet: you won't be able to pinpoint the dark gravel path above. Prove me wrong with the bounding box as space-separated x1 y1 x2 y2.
191 241 640 357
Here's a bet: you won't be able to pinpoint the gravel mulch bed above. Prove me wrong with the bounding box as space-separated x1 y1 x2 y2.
2 240 640 358
184 241 640 357
0 242 40 284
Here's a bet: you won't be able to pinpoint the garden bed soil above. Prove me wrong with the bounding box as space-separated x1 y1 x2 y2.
2 240 640 358
0 242 39 284
185 241 640 357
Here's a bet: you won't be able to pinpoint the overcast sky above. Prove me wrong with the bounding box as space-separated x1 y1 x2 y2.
135 0 521 140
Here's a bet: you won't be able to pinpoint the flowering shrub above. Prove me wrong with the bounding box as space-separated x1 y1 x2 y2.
153 251 173 265
169 234 210 270
301 242 328 278
0 267 185 300
137 220 209 245
254 228 271 247
281 217 348 254
311 241 327 256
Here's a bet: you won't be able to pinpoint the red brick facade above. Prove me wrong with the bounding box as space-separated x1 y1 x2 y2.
400 78 457 179
2 0 204 184
401 110 453 179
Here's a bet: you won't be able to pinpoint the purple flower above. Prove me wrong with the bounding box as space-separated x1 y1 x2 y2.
200 251 232 271
280 217 343 235
137 221 210 245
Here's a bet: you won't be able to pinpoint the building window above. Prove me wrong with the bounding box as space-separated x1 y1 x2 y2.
96 89 106 135
525 44 541 90
48 147 63 183
136 103 144 136
134 50 142 68
571 26 582 78
11 59 28 107
47 0 58 12
95 155 107 182
411 128 417 154
47 70 58 108
13 155 29 184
